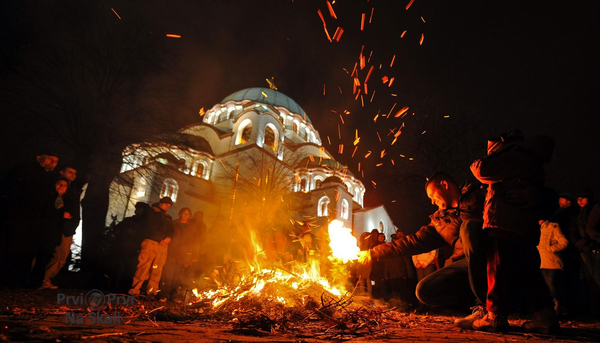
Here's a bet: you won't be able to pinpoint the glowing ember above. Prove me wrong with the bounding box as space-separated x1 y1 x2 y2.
328 220 359 263
111 8 121 20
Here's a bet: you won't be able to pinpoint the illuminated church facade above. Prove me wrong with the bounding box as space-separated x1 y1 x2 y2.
107 88 397 239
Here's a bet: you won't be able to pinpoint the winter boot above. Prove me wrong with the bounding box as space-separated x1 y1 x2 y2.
521 307 560 334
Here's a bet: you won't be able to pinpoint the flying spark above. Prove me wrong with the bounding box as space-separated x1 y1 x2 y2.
111 8 121 20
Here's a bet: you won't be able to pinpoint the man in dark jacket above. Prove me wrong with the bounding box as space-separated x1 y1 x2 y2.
584 197 600 291
571 190 600 313
110 202 150 292
550 193 583 315
470 131 556 333
129 197 174 297
42 165 81 289
359 172 488 327
0 152 59 287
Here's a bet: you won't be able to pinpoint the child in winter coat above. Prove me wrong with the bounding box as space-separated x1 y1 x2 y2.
537 220 568 314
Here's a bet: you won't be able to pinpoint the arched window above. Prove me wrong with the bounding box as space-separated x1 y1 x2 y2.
193 161 207 179
218 109 228 122
341 199 349 220
264 124 278 151
300 177 308 192
293 120 299 133
345 181 352 192
354 187 360 201
160 178 178 202
236 119 253 145
318 196 330 217
314 176 323 189
379 221 384 233
241 125 252 143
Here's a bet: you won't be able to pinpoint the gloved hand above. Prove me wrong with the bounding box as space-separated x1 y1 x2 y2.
358 250 372 264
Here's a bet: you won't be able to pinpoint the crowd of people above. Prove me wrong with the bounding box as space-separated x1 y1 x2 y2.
106 198 210 302
358 130 600 334
0 150 332 302
1 129 599 334
0 150 211 303
0 152 81 290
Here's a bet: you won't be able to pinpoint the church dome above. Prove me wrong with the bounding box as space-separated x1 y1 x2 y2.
222 88 311 123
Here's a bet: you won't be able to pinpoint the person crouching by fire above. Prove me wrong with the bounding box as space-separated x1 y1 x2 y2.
128 197 174 298
358 172 489 329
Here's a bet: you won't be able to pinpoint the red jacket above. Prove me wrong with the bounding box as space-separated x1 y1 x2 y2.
470 135 555 242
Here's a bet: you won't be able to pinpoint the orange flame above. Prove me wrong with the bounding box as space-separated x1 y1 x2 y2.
328 220 359 263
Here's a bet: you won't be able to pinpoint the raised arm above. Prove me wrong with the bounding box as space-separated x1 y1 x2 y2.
371 225 446 261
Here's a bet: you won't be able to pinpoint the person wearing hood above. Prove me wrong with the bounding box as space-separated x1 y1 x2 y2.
470 130 557 333
128 197 174 297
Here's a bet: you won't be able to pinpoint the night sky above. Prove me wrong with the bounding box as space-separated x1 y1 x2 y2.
1 0 599 231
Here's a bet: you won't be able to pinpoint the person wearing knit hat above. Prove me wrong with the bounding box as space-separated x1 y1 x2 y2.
577 189 594 201
573 188 600 313
550 191 583 316
558 193 575 208
159 196 174 205
129 197 174 298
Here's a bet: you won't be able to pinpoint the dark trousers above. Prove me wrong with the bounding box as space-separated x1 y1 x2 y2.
580 251 600 291
561 246 586 314
162 261 195 299
416 258 475 308
541 268 562 299
579 250 600 313
386 277 411 301
28 239 58 287
3 220 44 287
486 237 553 314
460 219 488 304
416 264 436 281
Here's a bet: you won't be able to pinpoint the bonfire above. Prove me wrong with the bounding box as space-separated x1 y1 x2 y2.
141 220 408 339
